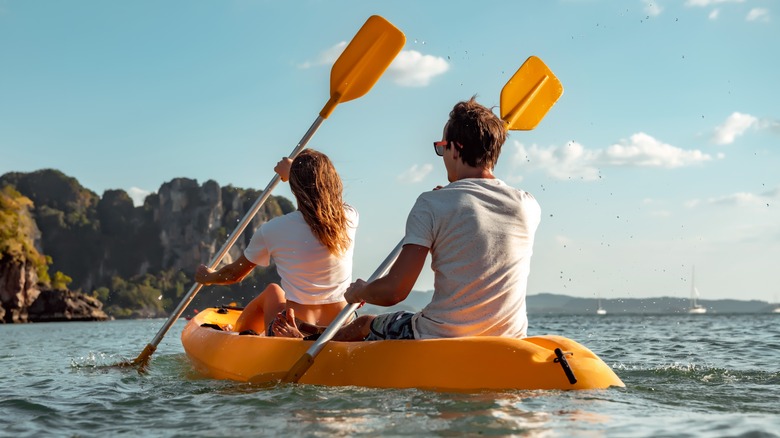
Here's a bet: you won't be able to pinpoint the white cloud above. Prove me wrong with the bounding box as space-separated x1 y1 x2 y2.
298 42 347 69
763 187 780 198
127 187 151 207
685 0 747 19
759 119 780 134
712 112 758 145
299 46 449 87
685 0 745 6
386 50 449 87
644 1 663 17
603 133 713 167
511 133 716 181
710 192 766 206
709 8 720 19
512 140 601 180
397 163 434 183
688 188 779 208
746 8 770 22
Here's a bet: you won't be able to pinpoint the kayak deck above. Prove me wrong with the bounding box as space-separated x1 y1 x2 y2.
181 307 625 391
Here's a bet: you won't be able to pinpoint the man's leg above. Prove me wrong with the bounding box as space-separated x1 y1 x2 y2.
332 315 375 341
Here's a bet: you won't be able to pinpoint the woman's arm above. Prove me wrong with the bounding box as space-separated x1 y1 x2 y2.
195 255 257 285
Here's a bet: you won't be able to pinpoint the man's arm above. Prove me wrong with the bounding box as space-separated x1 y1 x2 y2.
195 255 257 285
345 244 428 306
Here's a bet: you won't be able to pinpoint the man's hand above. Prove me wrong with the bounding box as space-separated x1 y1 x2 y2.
345 279 368 304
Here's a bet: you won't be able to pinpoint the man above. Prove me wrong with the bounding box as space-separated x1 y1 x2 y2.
274 97 541 341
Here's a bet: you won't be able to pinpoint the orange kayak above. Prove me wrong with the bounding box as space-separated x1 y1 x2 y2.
181 307 625 391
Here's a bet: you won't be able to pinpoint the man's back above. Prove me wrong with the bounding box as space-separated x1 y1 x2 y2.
403 178 541 339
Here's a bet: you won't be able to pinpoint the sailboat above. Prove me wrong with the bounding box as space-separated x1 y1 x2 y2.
596 298 607 315
688 266 707 314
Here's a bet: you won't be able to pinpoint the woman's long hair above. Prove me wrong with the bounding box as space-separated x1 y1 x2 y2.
288 149 351 256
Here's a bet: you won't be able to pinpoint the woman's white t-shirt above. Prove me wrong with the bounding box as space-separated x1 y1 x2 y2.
244 205 358 305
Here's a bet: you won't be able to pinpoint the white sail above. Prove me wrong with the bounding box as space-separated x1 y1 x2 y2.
688 266 707 314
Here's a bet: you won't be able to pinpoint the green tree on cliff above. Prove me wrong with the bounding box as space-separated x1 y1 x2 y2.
0 185 71 289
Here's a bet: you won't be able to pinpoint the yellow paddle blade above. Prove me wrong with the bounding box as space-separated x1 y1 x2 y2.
500 56 564 131
320 15 406 118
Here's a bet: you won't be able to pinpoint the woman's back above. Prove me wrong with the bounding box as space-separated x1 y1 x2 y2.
244 205 358 305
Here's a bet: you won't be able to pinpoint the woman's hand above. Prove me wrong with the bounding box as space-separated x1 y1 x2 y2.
274 157 293 182
195 264 214 285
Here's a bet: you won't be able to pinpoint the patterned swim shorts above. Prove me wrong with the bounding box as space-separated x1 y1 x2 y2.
366 311 416 340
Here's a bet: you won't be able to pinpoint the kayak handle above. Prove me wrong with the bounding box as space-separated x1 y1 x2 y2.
554 348 578 385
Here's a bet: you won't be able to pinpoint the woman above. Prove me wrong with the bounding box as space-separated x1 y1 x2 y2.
195 149 358 336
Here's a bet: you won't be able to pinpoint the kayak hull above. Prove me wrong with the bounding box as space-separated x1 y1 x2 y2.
181 307 625 391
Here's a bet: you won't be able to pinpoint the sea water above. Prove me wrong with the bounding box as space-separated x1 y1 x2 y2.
1 314 778 437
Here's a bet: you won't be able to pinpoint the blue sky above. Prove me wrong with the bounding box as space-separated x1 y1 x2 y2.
1 1 778 303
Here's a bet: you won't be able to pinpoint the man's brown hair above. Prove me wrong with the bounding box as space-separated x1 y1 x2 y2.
445 96 507 169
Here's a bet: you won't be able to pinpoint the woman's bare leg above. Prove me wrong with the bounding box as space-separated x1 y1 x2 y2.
271 308 305 338
233 284 286 333
272 311 374 341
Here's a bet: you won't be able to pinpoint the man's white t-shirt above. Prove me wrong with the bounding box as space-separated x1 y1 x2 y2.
403 179 540 339
243 205 358 305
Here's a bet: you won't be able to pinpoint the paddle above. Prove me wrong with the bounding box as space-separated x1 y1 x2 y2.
124 15 405 368
501 55 563 130
248 55 564 384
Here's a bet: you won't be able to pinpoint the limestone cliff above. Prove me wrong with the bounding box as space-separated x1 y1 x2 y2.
0 169 293 320
0 183 108 322
0 258 41 323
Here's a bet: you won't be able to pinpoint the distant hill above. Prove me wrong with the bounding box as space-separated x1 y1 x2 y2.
361 291 778 315
527 293 776 314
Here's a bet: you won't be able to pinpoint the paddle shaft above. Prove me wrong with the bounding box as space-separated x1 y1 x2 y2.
133 116 326 364
283 240 405 383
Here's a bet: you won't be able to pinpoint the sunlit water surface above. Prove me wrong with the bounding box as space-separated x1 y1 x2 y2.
2 314 779 437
